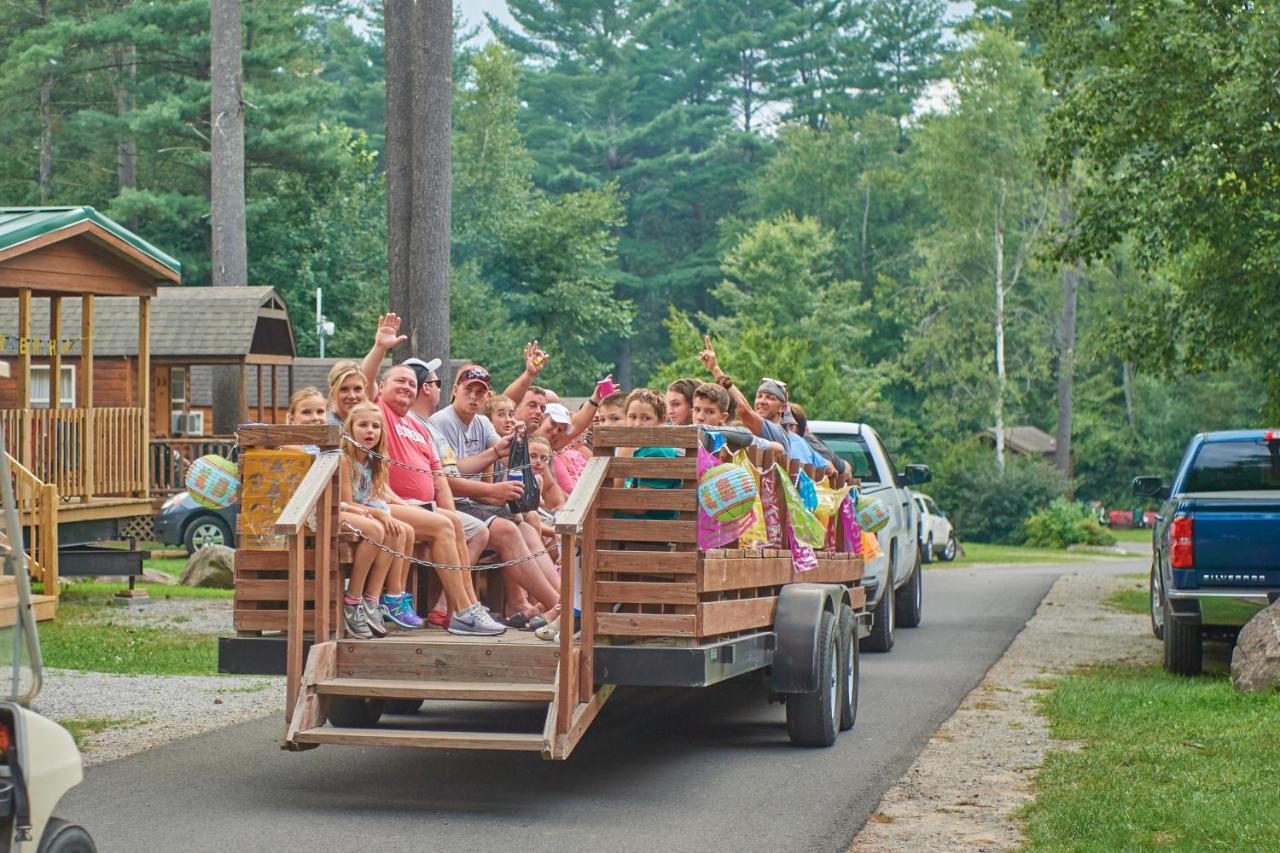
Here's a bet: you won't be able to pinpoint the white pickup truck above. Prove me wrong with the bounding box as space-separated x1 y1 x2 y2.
808 421 930 652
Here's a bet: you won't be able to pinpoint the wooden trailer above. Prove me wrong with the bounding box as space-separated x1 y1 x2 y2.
234 424 867 759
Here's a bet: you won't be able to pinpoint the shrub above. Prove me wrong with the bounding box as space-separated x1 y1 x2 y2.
930 440 1067 544
1023 498 1117 549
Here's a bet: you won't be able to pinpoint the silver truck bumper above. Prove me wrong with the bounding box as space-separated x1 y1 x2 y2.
1166 587 1276 627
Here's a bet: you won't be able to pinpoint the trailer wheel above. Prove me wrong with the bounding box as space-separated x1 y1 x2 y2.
327 697 385 727
384 699 424 715
786 609 839 747
38 818 97 853
837 604 858 731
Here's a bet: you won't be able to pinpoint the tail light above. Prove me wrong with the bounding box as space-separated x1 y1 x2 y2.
1170 516 1194 568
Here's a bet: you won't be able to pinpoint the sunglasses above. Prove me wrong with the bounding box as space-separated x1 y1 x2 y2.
421 378 442 388
760 377 788 388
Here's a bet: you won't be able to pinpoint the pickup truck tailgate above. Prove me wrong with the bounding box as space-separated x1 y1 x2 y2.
1186 492 1280 572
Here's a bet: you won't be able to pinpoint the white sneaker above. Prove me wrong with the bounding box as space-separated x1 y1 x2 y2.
447 603 506 636
362 597 387 637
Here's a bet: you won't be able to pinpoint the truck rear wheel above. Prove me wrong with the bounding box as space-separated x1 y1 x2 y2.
837 604 858 731
786 610 839 747
38 818 97 853
896 550 923 628
1162 596 1202 676
862 584 895 653
1149 564 1164 640
327 697 385 727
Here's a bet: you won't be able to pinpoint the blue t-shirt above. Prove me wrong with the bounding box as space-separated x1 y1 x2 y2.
785 432 827 469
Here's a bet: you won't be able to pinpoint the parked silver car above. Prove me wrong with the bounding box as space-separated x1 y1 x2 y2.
808 421 930 653
912 491 957 563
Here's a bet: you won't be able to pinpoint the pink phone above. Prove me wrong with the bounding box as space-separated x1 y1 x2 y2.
595 374 619 399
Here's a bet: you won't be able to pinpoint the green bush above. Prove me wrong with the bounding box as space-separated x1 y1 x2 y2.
929 440 1067 544
1023 498 1117 549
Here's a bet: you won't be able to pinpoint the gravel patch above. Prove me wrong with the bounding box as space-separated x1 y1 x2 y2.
35 668 284 767
101 596 233 635
850 571 1160 853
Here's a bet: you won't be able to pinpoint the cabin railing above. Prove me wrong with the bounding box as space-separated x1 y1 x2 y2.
150 436 237 498
0 406 146 499
3 451 58 600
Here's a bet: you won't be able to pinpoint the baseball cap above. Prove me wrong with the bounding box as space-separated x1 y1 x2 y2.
401 357 442 374
780 407 798 427
757 378 788 402
545 402 572 426
454 365 492 389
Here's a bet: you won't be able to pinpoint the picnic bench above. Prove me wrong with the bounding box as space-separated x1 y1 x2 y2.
233 423 867 759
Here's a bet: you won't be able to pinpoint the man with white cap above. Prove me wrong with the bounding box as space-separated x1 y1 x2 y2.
541 402 589 494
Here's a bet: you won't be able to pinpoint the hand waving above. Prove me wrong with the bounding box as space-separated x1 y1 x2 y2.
375 313 408 351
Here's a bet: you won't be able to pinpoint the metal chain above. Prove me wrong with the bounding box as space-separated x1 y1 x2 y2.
341 430 590 480
340 519 554 571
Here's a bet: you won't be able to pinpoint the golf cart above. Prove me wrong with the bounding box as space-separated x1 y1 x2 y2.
0 439 96 853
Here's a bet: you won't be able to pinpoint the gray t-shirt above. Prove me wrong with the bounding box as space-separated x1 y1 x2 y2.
757 417 788 447
427 406 499 465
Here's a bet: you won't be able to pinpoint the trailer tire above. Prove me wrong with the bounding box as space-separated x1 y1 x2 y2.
837 604 858 731
896 549 923 628
861 583 895 653
38 818 97 853
786 610 839 747
327 697 385 727
383 699 425 715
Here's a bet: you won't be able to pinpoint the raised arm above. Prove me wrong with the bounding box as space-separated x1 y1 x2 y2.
501 340 549 407
360 313 407 402
700 337 765 437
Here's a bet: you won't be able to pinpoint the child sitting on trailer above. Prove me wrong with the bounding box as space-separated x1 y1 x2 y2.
282 389 400 639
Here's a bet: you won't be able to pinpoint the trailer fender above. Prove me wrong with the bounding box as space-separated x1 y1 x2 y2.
769 583 847 694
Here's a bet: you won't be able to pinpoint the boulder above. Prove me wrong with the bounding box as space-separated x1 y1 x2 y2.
142 567 179 586
179 545 235 589
1230 601 1280 693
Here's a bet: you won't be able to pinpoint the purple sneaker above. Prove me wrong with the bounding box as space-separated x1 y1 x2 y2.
382 593 424 629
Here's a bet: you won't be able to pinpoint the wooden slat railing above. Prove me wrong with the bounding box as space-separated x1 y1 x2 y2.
150 437 237 498
3 451 58 601
0 406 146 498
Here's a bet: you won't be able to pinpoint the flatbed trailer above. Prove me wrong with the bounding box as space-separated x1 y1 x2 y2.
234 424 867 759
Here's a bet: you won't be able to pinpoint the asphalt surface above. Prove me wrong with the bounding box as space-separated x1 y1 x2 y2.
60 559 1142 853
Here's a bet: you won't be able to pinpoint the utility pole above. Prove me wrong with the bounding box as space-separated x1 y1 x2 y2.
315 288 335 358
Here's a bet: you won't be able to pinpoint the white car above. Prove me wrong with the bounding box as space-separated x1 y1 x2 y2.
913 492 957 563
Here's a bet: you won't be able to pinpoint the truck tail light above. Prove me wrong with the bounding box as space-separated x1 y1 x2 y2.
1170 516 1194 569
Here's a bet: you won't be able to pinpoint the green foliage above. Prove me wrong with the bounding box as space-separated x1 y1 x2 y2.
1024 664 1280 850
1023 498 1115 548
1033 0 1280 417
39 602 217 675
929 440 1066 544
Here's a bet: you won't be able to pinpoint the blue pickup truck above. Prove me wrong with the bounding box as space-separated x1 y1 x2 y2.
1133 429 1280 675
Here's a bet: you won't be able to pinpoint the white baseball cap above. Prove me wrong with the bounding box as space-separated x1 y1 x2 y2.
401 357 442 374
544 402 572 426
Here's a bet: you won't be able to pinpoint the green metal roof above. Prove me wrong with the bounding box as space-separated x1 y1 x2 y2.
0 206 181 277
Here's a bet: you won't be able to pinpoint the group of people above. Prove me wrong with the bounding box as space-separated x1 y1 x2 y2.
280 314 846 643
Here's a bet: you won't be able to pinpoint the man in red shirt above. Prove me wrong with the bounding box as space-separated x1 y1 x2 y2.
375 363 504 635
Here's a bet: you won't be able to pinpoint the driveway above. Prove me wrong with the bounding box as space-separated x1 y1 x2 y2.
58 558 1145 853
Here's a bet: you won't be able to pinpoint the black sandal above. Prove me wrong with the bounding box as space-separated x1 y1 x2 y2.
503 612 530 629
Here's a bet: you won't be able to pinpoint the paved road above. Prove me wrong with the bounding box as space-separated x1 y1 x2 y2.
60 559 1144 853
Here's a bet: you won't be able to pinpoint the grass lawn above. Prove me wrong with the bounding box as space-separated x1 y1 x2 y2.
1102 574 1149 615
1023 664 1280 850
1110 527 1157 544
938 541 1126 567
36 599 218 675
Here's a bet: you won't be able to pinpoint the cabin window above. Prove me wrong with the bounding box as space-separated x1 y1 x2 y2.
30 365 75 408
170 367 187 414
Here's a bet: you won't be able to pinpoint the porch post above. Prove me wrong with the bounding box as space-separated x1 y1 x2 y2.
270 365 278 424
80 294 95 500
138 295 151 499
238 361 248 427
49 297 61 409
16 288 31 470
256 363 264 422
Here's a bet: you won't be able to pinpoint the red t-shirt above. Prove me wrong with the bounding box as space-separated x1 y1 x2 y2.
378 398 440 503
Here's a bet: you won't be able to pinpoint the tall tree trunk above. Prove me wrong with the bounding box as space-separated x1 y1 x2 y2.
385 0 452 385
993 182 1007 475
1055 261 1080 481
115 43 137 226
209 0 247 434
37 0 52 203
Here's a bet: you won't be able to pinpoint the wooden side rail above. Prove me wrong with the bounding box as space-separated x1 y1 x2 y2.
554 455 610 712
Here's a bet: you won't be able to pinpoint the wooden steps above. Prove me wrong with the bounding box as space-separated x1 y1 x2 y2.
292 726 546 751
0 592 57 626
316 677 555 703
